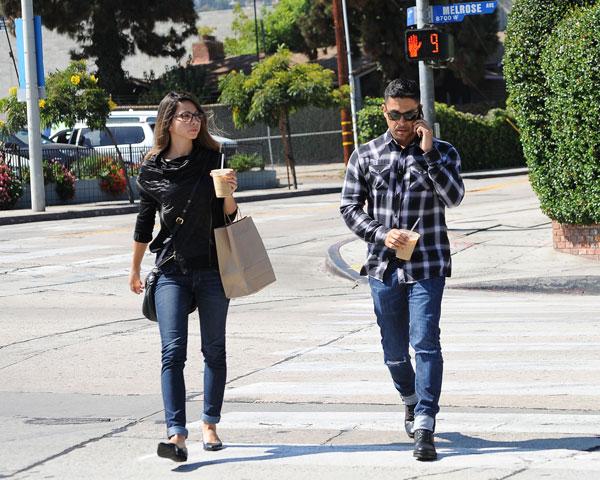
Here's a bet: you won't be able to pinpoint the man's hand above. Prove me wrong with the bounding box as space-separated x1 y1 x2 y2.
414 119 433 153
408 34 422 59
385 229 411 249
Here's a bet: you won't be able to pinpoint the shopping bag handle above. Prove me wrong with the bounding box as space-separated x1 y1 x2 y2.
223 206 243 226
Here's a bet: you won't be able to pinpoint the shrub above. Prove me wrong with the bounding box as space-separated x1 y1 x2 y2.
503 0 597 224
0 157 24 209
228 152 264 172
537 4 600 224
357 97 524 172
98 160 127 195
77 155 113 179
49 161 76 200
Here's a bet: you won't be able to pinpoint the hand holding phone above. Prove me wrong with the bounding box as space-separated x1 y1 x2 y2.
414 119 433 153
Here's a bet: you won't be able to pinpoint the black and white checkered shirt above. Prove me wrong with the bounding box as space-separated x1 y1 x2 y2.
340 130 465 282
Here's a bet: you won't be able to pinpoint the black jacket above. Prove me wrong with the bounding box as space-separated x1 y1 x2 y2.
134 147 235 270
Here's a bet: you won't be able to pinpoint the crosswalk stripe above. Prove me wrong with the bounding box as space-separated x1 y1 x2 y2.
226 381 600 397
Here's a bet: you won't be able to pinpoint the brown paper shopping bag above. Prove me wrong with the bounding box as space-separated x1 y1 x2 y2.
214 215 276 298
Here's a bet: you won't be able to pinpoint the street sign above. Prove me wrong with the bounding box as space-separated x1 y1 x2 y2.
407 1 497 26
15 16 46 101
405 28 454 62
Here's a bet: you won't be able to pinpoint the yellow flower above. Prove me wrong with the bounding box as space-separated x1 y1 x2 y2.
108 97 117 111
0 120 5 128
90 74 98 84
8 86 17 96
70 75 81 86
38 99 46 109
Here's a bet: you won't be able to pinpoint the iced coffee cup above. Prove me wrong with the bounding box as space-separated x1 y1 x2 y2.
395 230 421 261
210 168 234 198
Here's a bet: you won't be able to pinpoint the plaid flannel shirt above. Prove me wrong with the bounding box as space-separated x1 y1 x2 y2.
340 130 465 282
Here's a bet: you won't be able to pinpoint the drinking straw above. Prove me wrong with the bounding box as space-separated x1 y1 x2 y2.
220 152 225 169
410 218 421 231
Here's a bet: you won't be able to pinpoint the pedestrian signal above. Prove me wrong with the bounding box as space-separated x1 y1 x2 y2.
405 28 454 62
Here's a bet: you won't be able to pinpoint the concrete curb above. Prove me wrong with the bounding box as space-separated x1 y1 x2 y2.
0 186 343 226
447 276 600 295
0 168 529 226
325 237 367 285
462 167 528 180
326 237 600 296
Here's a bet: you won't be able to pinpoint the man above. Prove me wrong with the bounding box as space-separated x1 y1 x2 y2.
340 78 464 461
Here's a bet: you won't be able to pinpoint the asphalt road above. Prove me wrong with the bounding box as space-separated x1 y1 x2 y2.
1 178 599 479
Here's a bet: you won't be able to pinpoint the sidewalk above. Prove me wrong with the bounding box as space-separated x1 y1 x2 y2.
326 171 600 296
0 164 528 226
0 164 345 226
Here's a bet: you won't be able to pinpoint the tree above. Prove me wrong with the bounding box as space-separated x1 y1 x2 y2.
0 61 134 202
0 0 197 95
224 0 331 60
219 48 344 189
223 3 258 56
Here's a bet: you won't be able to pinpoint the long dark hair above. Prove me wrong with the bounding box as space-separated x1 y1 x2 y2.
145 91 221 160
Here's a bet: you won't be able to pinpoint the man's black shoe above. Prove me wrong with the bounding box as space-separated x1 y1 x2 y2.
413 429 437 461
404 403 416 439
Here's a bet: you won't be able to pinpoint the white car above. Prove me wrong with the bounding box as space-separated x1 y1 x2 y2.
51 121 237 165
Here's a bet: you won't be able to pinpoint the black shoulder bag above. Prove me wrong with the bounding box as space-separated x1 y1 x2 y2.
142 175 204 322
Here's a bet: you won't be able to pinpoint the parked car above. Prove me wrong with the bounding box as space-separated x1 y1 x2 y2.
53 121 237 162
0 130 92 175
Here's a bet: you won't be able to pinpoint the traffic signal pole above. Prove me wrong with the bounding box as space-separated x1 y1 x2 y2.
416 0 436 126
333 0 353 165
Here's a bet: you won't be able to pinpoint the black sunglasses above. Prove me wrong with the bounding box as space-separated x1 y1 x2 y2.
385 107 422 122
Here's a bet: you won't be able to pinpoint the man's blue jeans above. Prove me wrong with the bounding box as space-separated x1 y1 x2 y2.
155 266 229 439
369 269 445 432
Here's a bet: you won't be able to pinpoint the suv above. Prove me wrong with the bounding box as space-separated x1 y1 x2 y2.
57 122 155 164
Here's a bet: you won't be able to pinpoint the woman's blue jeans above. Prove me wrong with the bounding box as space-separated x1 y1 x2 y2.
369 269 445 432
155 265 229 439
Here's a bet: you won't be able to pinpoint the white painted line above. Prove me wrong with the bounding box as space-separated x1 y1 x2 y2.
0 245 115 262
187 411 600 435
226 381 600 398
273 343 600 355
270 360 600 373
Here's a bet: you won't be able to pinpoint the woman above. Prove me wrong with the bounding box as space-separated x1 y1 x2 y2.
129 91 238 462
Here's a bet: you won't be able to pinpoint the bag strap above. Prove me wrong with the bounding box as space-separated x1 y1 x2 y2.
156 173 204 268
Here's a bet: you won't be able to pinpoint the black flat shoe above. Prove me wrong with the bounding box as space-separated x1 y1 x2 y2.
413 429 437 461
203 440 223 451
157 442 188 462
404 403 416 439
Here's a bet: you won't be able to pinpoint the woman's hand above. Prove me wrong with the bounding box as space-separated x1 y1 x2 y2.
224 169 238 193
129 269 144 294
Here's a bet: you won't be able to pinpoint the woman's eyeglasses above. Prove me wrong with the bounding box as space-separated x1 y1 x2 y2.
175 111 203 123
385 108 421 122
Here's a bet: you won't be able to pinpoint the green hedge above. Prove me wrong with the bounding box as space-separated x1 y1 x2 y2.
504 0 598 224
356 98 524 172
539 4 600 224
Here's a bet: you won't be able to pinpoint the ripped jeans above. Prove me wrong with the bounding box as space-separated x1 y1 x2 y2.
369 269 445 432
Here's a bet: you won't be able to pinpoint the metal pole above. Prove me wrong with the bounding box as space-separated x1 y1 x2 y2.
21 0 45 211
341 0 359 151
253 0 260 62
416 0 436 126
332 0 353 164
